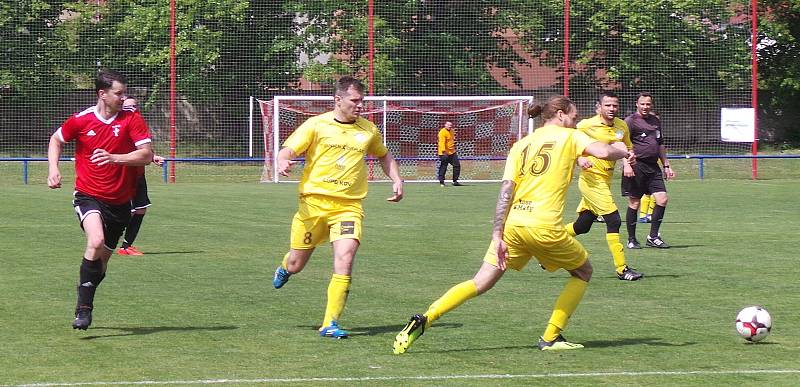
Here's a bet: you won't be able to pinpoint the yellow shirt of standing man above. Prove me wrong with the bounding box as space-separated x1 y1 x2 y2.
436 121 462 186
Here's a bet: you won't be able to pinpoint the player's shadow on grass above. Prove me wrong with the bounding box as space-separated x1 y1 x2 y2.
643 244 699 249
354 322 463 336
80 325 238 340
607 273 682 280
582 337 696 348
134 250 205 255
296 322 462 337
427 337 694 353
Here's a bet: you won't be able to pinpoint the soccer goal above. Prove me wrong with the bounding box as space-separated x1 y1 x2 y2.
258 96 533 183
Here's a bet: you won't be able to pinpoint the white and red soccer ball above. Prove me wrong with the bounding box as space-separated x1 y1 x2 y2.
735 306 772 342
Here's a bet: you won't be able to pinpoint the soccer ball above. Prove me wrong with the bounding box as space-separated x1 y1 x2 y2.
735 306 772 342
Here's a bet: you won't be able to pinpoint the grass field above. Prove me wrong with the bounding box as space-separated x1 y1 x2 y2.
2 178 799 386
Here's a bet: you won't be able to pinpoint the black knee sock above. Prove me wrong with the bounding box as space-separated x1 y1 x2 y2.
572 211 596 235
649 205 666 238
122 214 145 248
626 207 638 240
77 258 104 309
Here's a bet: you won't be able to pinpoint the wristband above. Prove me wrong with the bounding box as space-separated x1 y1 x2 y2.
663 165 670 169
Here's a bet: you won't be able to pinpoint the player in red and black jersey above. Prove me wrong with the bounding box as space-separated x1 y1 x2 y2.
47 69 153 330
621 92 677 249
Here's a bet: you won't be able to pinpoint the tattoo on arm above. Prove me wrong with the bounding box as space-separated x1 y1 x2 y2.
493 180 515 234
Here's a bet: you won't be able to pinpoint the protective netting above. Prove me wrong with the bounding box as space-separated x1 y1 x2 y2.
259 98 530 182
0 1 765 184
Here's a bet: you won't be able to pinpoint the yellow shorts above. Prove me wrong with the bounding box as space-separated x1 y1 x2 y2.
576 175 618 216
290 194 363 249
483 225 588 272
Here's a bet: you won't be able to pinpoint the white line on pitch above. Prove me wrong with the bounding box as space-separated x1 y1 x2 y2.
4 369 800 386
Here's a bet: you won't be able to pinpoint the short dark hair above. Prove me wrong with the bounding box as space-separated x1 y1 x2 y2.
334 76 366 97
597 91 619 103
95 69 127 93
637 91 654 102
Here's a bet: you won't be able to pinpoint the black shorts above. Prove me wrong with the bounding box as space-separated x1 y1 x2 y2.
72 191 132 250
131 175 151 211
621 162 667 199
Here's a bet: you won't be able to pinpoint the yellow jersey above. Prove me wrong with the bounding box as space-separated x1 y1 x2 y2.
576 115 632 182
437 128 455 155
502 124 596 229
283 111 388 200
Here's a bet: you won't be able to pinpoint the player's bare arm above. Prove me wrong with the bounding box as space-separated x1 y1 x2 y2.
622 148 636 177
619 144 637 167
276 147 298 177
47 132 65 189
492 180 515 271
660 145 676 180
584 141 628 161
90 143 153 166
378 152 404 202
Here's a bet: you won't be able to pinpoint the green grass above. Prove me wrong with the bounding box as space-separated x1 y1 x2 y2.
1 179 799 386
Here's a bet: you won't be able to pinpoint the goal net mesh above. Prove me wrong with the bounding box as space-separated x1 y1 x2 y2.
259 97 531 182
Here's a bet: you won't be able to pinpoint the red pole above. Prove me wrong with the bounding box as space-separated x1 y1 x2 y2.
563 0 570 97
367 0 375 95
750 0 758 179
168 0 177 183
367 0 376 180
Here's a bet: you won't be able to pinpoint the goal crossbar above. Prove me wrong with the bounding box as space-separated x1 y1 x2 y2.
262 95 534 183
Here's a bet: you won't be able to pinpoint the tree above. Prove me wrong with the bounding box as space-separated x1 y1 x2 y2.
0 1 72 102
286 1 534 94
0 1 74 154
50 0 308 152
515 0 752 107
756 0 800 145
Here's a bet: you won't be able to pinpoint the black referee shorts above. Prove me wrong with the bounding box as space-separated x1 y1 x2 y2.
621 162 667 199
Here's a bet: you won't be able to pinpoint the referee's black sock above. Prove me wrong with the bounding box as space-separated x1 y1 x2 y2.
122 214 145 248
626 207 638 240
649 205 666 238
77 258 103 308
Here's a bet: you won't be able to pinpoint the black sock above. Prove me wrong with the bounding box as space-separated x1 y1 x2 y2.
77 258 104 309
122 214 145 248
626 207 638 240
649 205 666 238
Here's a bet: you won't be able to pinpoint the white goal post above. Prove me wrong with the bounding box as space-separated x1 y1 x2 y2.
258 95 534 183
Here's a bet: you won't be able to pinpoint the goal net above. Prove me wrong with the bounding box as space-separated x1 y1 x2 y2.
258 96 533 183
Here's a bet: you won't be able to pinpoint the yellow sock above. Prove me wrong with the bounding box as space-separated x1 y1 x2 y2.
423 280 478 329
639 195 651 218
565 222 576 237
606 233 627 273
542 277 588 342
280 252 290 270
321 274 351 328
647 196 656 215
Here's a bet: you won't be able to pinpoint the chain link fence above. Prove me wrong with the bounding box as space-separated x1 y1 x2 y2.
1 0 759 183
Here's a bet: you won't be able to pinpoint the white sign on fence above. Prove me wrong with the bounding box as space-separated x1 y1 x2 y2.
720 108 755 142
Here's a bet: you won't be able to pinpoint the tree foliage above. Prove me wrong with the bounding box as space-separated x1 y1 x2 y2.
0 0 71 103
757 0 800 144
285 0 533 94
513 0 753 109
0 0 797 145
